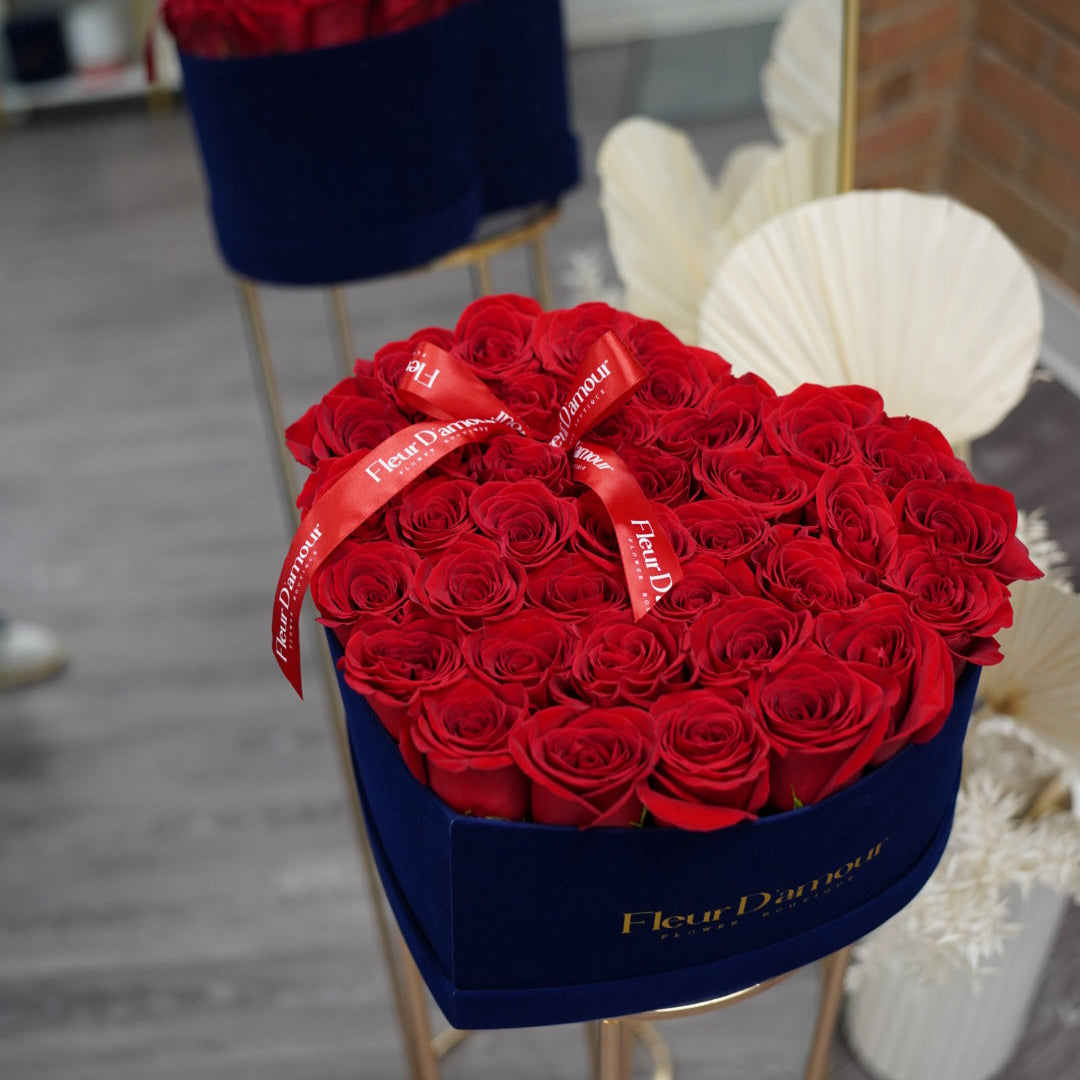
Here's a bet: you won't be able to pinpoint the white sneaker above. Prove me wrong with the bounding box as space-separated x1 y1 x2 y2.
0 620 69 691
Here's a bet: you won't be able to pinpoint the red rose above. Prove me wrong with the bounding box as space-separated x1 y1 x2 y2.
639 689 771 830
370 0 432 36
591 402 659 451
286 383 403 466
412 535 528 628
489 371 561 438
676 497 769 559
815 594 955 764
525 553 629 621
474 434 572 492
615 445 694 506
559 615 688 708
892 480 1041 583
671 376 775 456
857 416 972 498
531 302 624 383
452 294 542 379
305 0 371 48
762 384 884 472
755 643 898 810
654 554 760 622
509 705 658 827
468 480 578 567
814 464 899 579
385 476 477 553
373 326 454 412
572 492 620 569
617 315 718 405
695 447 818 519
689 596 811 687
311 539 419 641
411 678 530 820
463 610 578 707
754 525 873 612
884 536 1014 665
297 449 370 514
343 614 465 738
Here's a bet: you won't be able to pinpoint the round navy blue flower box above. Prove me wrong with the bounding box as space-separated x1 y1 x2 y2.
179 0 579 286
329 633 978 1030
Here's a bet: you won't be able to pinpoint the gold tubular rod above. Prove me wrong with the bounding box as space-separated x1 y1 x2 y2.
628 1021 674 1080
430 204 560 272
326 287 356 378
469 257 494 299
838 0 861 193
585 1021 601 1080
598 1019 626 1080
400 936 440 1080
431 1026 471 1060
527 234 555 310
629 969 794 1022
235 279 301 528
235 277 435 1080
802 945 854 1080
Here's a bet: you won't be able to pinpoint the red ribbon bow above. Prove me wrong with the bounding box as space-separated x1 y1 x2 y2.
273 331 683 696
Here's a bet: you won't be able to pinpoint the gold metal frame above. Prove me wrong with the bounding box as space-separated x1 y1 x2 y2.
839 0 861 194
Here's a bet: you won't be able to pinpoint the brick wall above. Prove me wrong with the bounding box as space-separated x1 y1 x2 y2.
855 0 1080 291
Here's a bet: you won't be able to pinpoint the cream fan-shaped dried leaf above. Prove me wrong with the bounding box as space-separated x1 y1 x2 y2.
761 0 842 143
698 190 1043 445
712 142 777 228
978 579 1080 764
598 116 714 344
713 127 839 268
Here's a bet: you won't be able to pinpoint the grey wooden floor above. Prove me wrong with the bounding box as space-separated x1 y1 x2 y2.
1 40 1078 1080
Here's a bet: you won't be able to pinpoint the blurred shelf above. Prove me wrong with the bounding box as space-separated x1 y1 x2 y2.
0 60 177 117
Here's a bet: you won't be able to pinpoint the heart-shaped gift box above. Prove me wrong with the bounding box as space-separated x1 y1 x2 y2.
273 296 1036 1027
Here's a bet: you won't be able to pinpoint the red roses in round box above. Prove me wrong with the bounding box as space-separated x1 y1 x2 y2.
275 295 1039 831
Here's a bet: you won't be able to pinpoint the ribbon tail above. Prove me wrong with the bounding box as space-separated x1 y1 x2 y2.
572 439 683 620
272 418 512 697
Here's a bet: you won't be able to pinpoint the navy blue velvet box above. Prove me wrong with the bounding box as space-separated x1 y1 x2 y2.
329 634 978 1029
179 0 579 286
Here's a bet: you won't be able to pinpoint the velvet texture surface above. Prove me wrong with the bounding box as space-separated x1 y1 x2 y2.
331 633 979 1029
179 0 579 285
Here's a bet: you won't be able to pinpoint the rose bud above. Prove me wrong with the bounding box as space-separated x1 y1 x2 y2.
469 480 579 568
411 678 531 820
856 415 973 498
531 301 624 382
754 643 899 810
754 525 874 613
815 464 899 580
892 479 1042 583
475 434 572 492
509 705 658 827
815 593 955 764
385 476 478 554
884 535 1014 666
463 611 579 707
526 553 629 621
639 689 771 830
560 614 688 709
311 539 419 643
695 446 818 520
654 554 761 622
412 535 528 628
452 294 543 379
676 497 769 560
762 383 884 472
689 595 811 688
343 614 466 744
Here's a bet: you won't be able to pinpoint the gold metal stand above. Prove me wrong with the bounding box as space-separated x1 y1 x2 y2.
839 0 861 194
235 202 853 1080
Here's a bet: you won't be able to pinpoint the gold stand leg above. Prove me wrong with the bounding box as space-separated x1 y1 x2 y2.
326 287 356 378
802 945 853 1080
469 258 494 299
599 1019 627 1080
400 933 440 1080
234 278 437 1080
527 234 555 311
